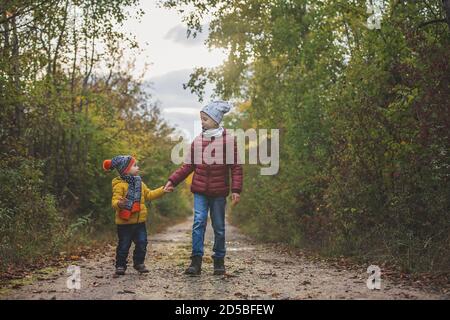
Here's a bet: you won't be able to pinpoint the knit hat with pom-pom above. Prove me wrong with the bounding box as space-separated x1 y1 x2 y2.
103 155 135 175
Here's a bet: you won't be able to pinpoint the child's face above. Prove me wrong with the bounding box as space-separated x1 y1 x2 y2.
200 112 219 130
128 162 139 176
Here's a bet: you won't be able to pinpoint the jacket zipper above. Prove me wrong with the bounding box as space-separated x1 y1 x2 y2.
206 138 211 191
136 183 141 223
136 194 141 223
206 165 210 191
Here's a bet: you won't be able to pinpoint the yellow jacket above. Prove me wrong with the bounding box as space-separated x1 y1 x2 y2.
111 176 165 225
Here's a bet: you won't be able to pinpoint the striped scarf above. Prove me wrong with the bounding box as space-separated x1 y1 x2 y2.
119 174 142 220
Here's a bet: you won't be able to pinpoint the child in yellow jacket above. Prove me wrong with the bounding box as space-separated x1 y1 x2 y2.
103 155 170 275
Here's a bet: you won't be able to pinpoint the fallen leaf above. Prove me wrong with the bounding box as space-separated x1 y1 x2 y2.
121 290 135 294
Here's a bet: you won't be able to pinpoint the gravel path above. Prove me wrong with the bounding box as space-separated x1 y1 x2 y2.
2 217 447 300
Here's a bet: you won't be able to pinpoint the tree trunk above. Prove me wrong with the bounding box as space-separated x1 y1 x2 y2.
443 0 450 30
11 15 22 138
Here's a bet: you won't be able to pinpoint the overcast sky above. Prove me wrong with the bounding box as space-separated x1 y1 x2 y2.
120 0 226 139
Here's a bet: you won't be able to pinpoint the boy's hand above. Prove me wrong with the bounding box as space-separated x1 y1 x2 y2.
163 186 173 193
231 193 240 206
117 198 127 209
164 180 174 192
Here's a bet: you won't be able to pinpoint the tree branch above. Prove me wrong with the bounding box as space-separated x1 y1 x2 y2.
418 18 446 28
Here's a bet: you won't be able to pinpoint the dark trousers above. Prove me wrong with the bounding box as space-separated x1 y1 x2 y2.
115 222 148 268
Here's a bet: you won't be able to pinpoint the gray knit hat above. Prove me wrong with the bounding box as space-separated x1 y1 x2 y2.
201 100 232 125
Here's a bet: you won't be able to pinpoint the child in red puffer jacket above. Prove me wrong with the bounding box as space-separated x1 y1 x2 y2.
164 101 243 276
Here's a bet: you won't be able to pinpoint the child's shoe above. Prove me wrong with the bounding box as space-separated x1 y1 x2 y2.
134 264 149 273
115 266 126 275
213 257 225 275
184 256 202 276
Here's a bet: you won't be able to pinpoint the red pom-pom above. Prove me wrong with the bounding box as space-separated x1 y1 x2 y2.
119 210 131 220
131 202 140 213
103 159 112 171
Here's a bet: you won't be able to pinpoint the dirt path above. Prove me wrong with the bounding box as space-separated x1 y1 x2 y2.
2 217 447 300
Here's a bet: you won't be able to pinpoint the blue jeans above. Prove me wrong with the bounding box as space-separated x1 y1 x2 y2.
115 222 148 268
192 193 227 259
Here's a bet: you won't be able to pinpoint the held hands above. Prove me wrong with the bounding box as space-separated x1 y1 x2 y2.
163 180 174 193
231 193 240 207
162 180 239 206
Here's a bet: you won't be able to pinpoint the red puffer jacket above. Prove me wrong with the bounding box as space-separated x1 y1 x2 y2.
168 129 243 197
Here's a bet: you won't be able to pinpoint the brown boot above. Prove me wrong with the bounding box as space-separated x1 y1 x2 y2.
184 256 202 276
213 257 225 275
115 266 126 275
133 264 149 273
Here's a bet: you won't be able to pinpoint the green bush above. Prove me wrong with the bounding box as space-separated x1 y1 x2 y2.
0 155 64 271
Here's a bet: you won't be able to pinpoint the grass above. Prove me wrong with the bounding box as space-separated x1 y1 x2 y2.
0 266 60 298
